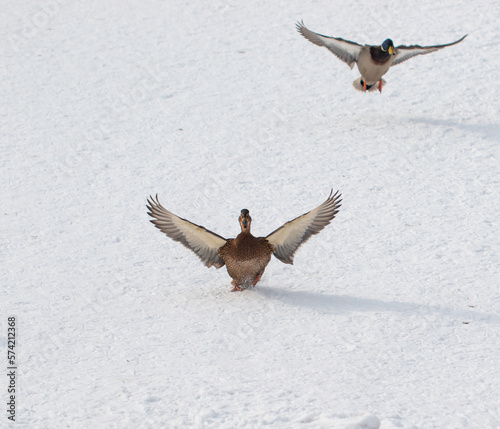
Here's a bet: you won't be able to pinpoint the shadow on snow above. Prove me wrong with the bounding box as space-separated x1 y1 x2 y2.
254 285 500 324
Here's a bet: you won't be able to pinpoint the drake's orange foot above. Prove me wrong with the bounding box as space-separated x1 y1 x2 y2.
378 80 383 92
360 79 376 92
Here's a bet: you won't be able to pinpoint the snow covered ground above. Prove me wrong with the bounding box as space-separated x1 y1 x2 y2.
1 0 499 427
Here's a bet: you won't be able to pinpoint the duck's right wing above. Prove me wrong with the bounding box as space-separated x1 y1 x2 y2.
147 195 227 268
266 190 342 265
296 21 362 69
392 35 467 66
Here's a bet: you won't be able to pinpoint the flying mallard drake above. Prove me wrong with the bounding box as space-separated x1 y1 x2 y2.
147 190 342 291
296 21 467 92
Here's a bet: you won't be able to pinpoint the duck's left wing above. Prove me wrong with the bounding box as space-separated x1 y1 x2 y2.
266 190 342 265
147 195 227 269
296 21 362 69
392 35 467 66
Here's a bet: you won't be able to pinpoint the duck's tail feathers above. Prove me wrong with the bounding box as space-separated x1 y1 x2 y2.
352 77 386 92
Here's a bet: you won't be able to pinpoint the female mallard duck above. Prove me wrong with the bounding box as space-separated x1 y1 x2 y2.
147 190 342 291
296 21 467 92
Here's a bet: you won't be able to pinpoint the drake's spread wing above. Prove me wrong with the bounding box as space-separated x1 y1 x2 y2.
296 21 362 69
266 190 342 265
147 195 227 268
392 35 467 66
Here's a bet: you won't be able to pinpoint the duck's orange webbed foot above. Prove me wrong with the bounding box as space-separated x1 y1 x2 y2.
378 80 383 92
231 280 243 292
252 274 262 287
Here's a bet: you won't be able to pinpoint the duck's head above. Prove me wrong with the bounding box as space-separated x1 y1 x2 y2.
239 209 252 232
381 39 395 55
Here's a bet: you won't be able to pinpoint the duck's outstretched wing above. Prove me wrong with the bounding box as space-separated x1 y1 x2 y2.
147 195 227 268
266 190 342 265
296 21 362 69
392 35 467 66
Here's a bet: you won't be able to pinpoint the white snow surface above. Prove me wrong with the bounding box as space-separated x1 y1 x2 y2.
1 0 499 428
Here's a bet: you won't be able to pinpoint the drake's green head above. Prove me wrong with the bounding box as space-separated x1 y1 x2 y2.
381 39 395 55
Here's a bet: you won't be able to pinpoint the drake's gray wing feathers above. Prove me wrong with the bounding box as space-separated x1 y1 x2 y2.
147 195 227 268
266 190 342 265
296 21 362 69
392 35 467 66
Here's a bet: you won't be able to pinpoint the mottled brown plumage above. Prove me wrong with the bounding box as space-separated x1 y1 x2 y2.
220 234 273 291
147 190 342 291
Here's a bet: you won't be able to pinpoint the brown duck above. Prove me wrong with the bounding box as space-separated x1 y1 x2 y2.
147 190 342 291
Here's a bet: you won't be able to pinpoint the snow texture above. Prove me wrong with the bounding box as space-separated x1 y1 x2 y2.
1 0 499 428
